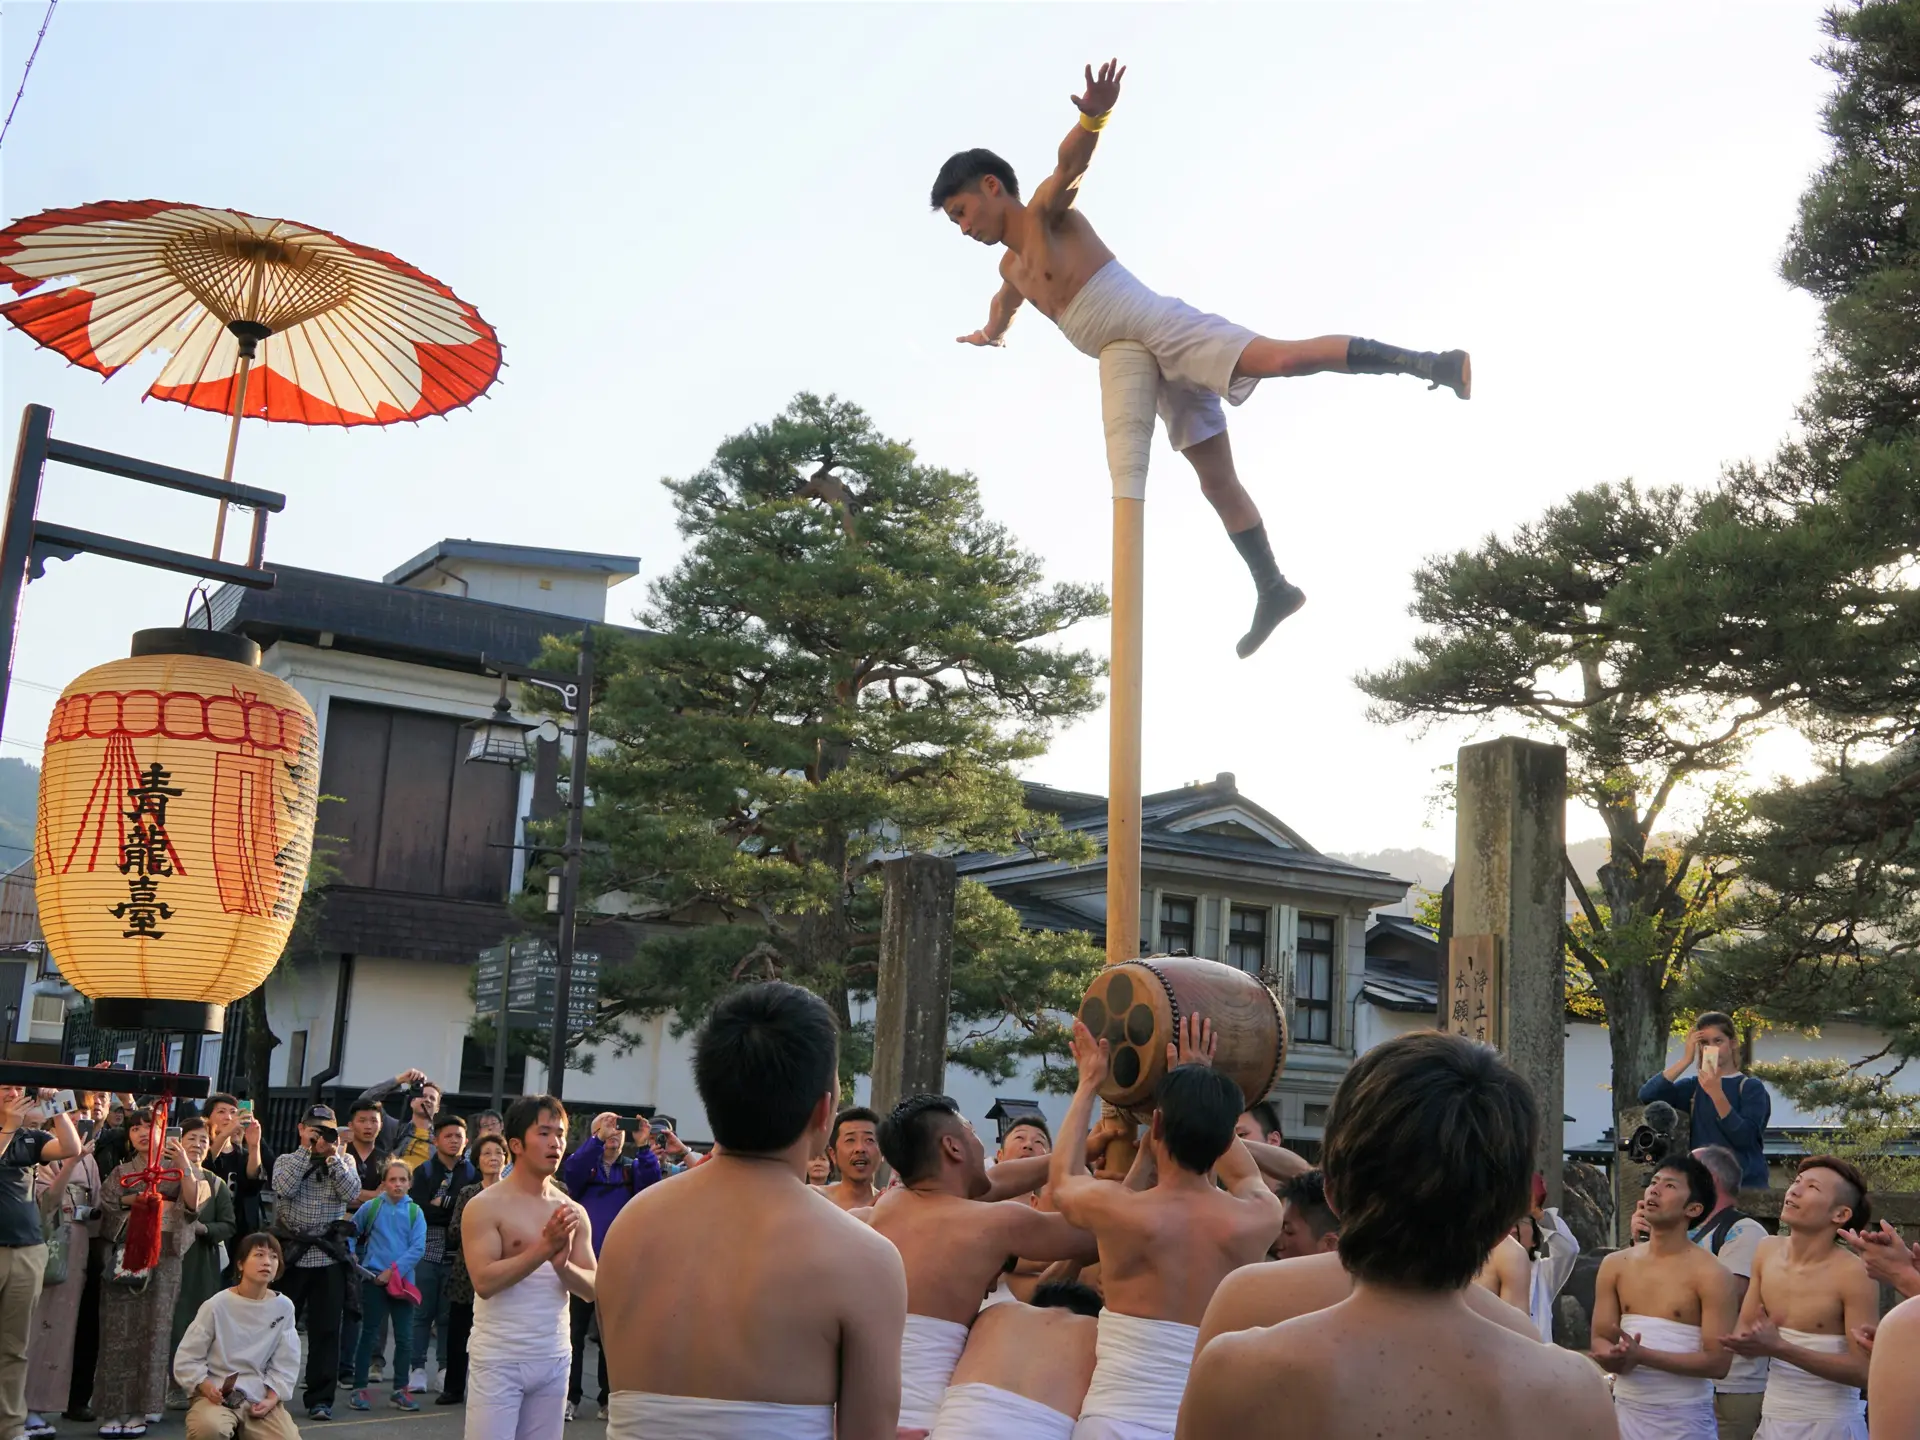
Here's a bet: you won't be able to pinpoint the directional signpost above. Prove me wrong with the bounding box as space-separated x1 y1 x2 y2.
479 939 601 1106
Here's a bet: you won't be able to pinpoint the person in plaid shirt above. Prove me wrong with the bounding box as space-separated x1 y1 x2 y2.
270 1105 360 1421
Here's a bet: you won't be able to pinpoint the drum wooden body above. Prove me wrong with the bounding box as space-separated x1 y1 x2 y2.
1076 956 1287 1115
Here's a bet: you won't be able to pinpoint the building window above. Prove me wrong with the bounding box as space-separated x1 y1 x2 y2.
29 995 63 1026
114 1043 136 1070
1304 1103 1330 1128
1228 906 1267 975
286 1030 308 1087
200 1036 222 1082
1159 896 1196 955
1295 915 1336 1044
71 1050 88 1067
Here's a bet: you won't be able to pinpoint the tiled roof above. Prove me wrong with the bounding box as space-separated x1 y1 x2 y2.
384 540 639 587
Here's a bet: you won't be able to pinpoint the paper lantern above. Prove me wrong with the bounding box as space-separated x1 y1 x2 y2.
34 628 319 1033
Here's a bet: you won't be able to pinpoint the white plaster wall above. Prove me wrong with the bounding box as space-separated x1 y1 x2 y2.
401 561 626 623
266 955 472 1091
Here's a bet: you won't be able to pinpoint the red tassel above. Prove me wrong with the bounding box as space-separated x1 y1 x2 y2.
122 1189 163 1273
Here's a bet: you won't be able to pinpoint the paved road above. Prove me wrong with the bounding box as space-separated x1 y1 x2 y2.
48 1397 618 1440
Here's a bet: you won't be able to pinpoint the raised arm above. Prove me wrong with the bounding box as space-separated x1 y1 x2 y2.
981 1154 1051 1203
1029 59 1126 223
1048 1019 1110 1216
39 1109 80 1163
1216 1139 1286 1235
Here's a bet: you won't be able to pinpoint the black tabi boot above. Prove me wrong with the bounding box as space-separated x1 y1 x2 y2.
1347 338 1472 399
1229 523 1306 658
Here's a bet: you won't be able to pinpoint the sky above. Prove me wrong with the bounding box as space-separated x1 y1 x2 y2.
0 1 1837 861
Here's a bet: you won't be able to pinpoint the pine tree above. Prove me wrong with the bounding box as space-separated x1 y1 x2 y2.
538 394 1109 1087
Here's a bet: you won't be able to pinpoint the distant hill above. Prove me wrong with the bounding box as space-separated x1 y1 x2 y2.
1336 836 1658 916
0 758 34 871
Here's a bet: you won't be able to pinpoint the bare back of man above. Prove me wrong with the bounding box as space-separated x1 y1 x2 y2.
600 1159 903 1410
937 1297 1099 1438
1475 1232 1533 1313
1196 1249 1540 1351
1181 1288 1614 1440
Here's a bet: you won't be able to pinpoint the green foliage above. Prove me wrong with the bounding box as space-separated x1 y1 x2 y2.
528 394 1108 1085
1746 1056 1920 1191
1357 482 1749 1116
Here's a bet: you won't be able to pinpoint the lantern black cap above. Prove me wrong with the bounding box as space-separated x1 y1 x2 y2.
130 628 260 667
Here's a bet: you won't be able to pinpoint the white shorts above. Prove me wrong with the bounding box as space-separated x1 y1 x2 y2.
464 1354 569 1440
1055 260 1259 453
604 1390 834 1439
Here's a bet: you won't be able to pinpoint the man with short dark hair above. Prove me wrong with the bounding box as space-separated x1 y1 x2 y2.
1180 1033 1614 1440
270 1104 362 1422
459 1096 593 1440
1052 1016 1282 1440
1642 1011 1772 1190
1692 1144 1771 1438
931 62 1470 658
997 1117 1053 1164
935 1281 1102 1439
349 1069 439 1171
820 1106 882 1212
1722 1155 1875 1438
203 1093 269 1243
1594 1156 1739 1440
1234 1100 1283 1148
335 1099 392 1390
596 982 906 1440
408 1113 476 1396
872 1095 1095 1434
1274 1171 1339 1261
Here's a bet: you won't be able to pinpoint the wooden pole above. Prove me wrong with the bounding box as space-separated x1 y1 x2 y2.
1100 341 1158 966
1098 341 1159 1174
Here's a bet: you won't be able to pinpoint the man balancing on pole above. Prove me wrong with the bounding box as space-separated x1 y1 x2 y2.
934 59 1470 658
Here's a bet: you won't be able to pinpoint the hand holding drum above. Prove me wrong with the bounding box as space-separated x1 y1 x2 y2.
1075 956 1286 1116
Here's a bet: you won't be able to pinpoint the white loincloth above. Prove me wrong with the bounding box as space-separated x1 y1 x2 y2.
1754 1329 1866 1440
604 1390 833 1440
1070 1310 1200 1440
1055 260 1258 453
934 1382 1075 1440
899 1313 972 1432
1612 1314 1716 1440
979 1276 1021 1312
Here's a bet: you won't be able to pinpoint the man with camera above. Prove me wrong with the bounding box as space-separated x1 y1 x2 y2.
349 1069 439 1171
269 1104 362 1421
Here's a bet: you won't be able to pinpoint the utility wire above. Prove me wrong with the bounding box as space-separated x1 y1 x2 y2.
0 0 59 153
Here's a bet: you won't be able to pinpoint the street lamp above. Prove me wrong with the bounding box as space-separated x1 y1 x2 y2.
463 627 594 1101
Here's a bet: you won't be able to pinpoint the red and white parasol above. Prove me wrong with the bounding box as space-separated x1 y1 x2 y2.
0 199 502 551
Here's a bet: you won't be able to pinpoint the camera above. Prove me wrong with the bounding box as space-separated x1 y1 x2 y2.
1620 1100 1679 1165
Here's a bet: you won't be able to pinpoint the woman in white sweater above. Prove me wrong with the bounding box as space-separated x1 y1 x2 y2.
172 1233 302 1440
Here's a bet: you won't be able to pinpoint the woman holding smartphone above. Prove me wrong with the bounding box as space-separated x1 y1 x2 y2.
95 1109 202 1437
1638 1009 1773 1191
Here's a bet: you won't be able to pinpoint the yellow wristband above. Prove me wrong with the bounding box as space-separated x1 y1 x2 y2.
1078 109 1110 132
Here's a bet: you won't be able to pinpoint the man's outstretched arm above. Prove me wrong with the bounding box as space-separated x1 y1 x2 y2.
958 280 1024 347
1032 59 1126 222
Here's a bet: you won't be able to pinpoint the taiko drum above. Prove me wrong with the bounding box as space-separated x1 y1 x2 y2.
1077 956 1287 1115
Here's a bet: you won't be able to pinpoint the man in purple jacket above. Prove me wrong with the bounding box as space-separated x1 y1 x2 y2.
558 1113 664 1421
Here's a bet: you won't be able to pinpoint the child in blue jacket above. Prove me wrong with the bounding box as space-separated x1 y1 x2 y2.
351 1160 427 1412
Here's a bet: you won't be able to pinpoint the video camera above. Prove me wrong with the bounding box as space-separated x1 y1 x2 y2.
1620 1100 1679 1165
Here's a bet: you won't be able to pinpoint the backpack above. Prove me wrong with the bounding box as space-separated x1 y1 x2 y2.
1698 1206 1750 1256
356 1195 421 1254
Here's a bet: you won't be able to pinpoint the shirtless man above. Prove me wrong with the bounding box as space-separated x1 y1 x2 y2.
934 1281 1102 1440
1272 1169 1340 1261
818 1106 882 1211
1179 1032 1614 1440
598 982 906 1440
1051 1015 1283 1440
1592 1155 1739 1440
1721 1156 1876 1439
459 1094 596 1440
1476 1231 1533 1313
934 60 1470 658
1868 1295 1920 1438
870 1096 1099 1436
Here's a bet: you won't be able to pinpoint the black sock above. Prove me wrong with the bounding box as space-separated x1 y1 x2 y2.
1229 523 1286 591
1347 337 1437 382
